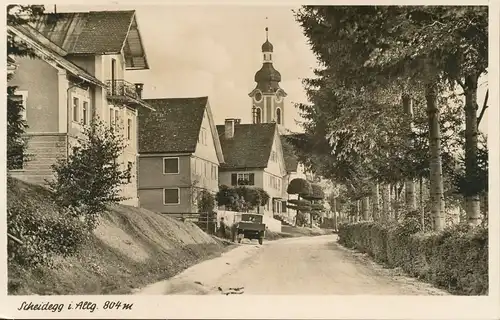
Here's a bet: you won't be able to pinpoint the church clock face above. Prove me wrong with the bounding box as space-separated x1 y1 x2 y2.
254 91 262 102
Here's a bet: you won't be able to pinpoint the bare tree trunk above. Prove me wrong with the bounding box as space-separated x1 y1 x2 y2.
361 196 370 221
464 74 481 227
371 184 380 221
381 184 390 222
403 94 417 212
425 79 445 231
355 200 360 222
419 177 425 230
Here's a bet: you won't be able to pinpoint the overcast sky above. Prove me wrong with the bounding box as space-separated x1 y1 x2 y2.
53 4 317 133
52 4 488 135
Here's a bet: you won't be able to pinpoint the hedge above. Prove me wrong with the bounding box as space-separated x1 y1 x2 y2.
338 221 488 295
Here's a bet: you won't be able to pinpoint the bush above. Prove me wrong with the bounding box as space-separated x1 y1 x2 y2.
7 177 90 268
338 221 488 295
48 120 131 230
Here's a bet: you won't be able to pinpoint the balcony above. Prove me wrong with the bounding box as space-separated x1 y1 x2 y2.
105 79 154 110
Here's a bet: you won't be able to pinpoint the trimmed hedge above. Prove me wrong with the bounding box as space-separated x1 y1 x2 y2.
338 221 488 295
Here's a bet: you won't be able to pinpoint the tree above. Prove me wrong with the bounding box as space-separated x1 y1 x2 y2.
7 87 29 170
48 120 132 230
287 178 312 199
7 5 45 59
294 6 487 231
7 5 46 170
215 185 269 213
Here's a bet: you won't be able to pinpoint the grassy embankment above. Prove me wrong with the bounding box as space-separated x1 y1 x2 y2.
8 178 233 295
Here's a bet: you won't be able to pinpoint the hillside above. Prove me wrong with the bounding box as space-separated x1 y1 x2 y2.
7 178 231 295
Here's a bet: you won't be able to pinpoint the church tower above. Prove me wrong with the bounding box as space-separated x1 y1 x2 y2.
249 27 287 132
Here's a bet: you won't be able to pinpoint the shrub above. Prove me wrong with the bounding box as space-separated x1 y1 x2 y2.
48 120 131 230
338 221 488 295
7 177 90 268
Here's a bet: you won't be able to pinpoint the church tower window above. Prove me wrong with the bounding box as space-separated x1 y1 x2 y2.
276 108 281 124
256 108 262 124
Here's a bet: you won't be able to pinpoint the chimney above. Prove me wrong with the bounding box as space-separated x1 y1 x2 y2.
224 119 235 139
134 83 144 99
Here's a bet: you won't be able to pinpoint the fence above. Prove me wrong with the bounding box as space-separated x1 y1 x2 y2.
169 212 217 235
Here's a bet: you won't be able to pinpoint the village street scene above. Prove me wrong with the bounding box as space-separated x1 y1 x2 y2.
5 4 490 299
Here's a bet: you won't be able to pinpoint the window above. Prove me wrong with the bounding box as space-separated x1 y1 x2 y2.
270 150 277 162
109 107 114 127
163 157 179 174
11 90 28 120
127 161 133 183
256 107 262 124
231 173 254 186
114 109 119 128
163 188 180 205
276 108 281 124
211 164 217 180
199 128 207 145
72 97 79 122
82 101 89 125
127 118 132 140
205 161 209 178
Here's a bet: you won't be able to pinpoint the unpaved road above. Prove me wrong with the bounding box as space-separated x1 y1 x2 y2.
134 235 449 295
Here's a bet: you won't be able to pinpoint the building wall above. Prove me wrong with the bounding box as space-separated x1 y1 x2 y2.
8 57 59 133
9 133 67 185
138 154 194 213
68 55 96 76
191 108 220 194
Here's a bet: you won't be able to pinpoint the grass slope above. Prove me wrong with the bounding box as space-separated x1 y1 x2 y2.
8 178 231 295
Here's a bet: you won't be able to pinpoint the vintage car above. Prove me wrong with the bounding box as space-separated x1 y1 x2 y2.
233 213 266 245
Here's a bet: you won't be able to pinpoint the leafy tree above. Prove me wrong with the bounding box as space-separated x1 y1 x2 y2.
7 86 29 170
197 189 215 213
216 185 269 213
48 120 132 230
287 178 312 199
294 6 487 231
7 5 45 59
7 5 46 170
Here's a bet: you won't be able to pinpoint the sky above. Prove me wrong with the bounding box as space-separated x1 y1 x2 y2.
54 4 318 133
51 4 488 135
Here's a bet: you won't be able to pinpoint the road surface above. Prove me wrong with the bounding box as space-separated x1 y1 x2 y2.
134 235 449 295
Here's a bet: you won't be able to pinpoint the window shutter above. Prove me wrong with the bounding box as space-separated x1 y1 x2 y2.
282 201 287 213
249 173 255 185
231 174 237 186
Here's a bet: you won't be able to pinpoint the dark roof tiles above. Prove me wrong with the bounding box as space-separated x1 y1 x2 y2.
32 11 135 54
217 123 277 169
138 97 208 154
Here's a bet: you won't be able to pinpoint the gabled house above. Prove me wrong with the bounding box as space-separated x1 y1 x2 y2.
216 120 288 217
138 97 224 214
7 10 152 206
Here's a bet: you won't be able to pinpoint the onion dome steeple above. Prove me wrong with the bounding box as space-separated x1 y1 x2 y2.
252 26 283 94
261 27 273 52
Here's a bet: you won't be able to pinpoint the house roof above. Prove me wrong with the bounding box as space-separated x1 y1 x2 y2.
7 24 105 88
138 97 208 154
31 10 149 69
216 123 277 170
